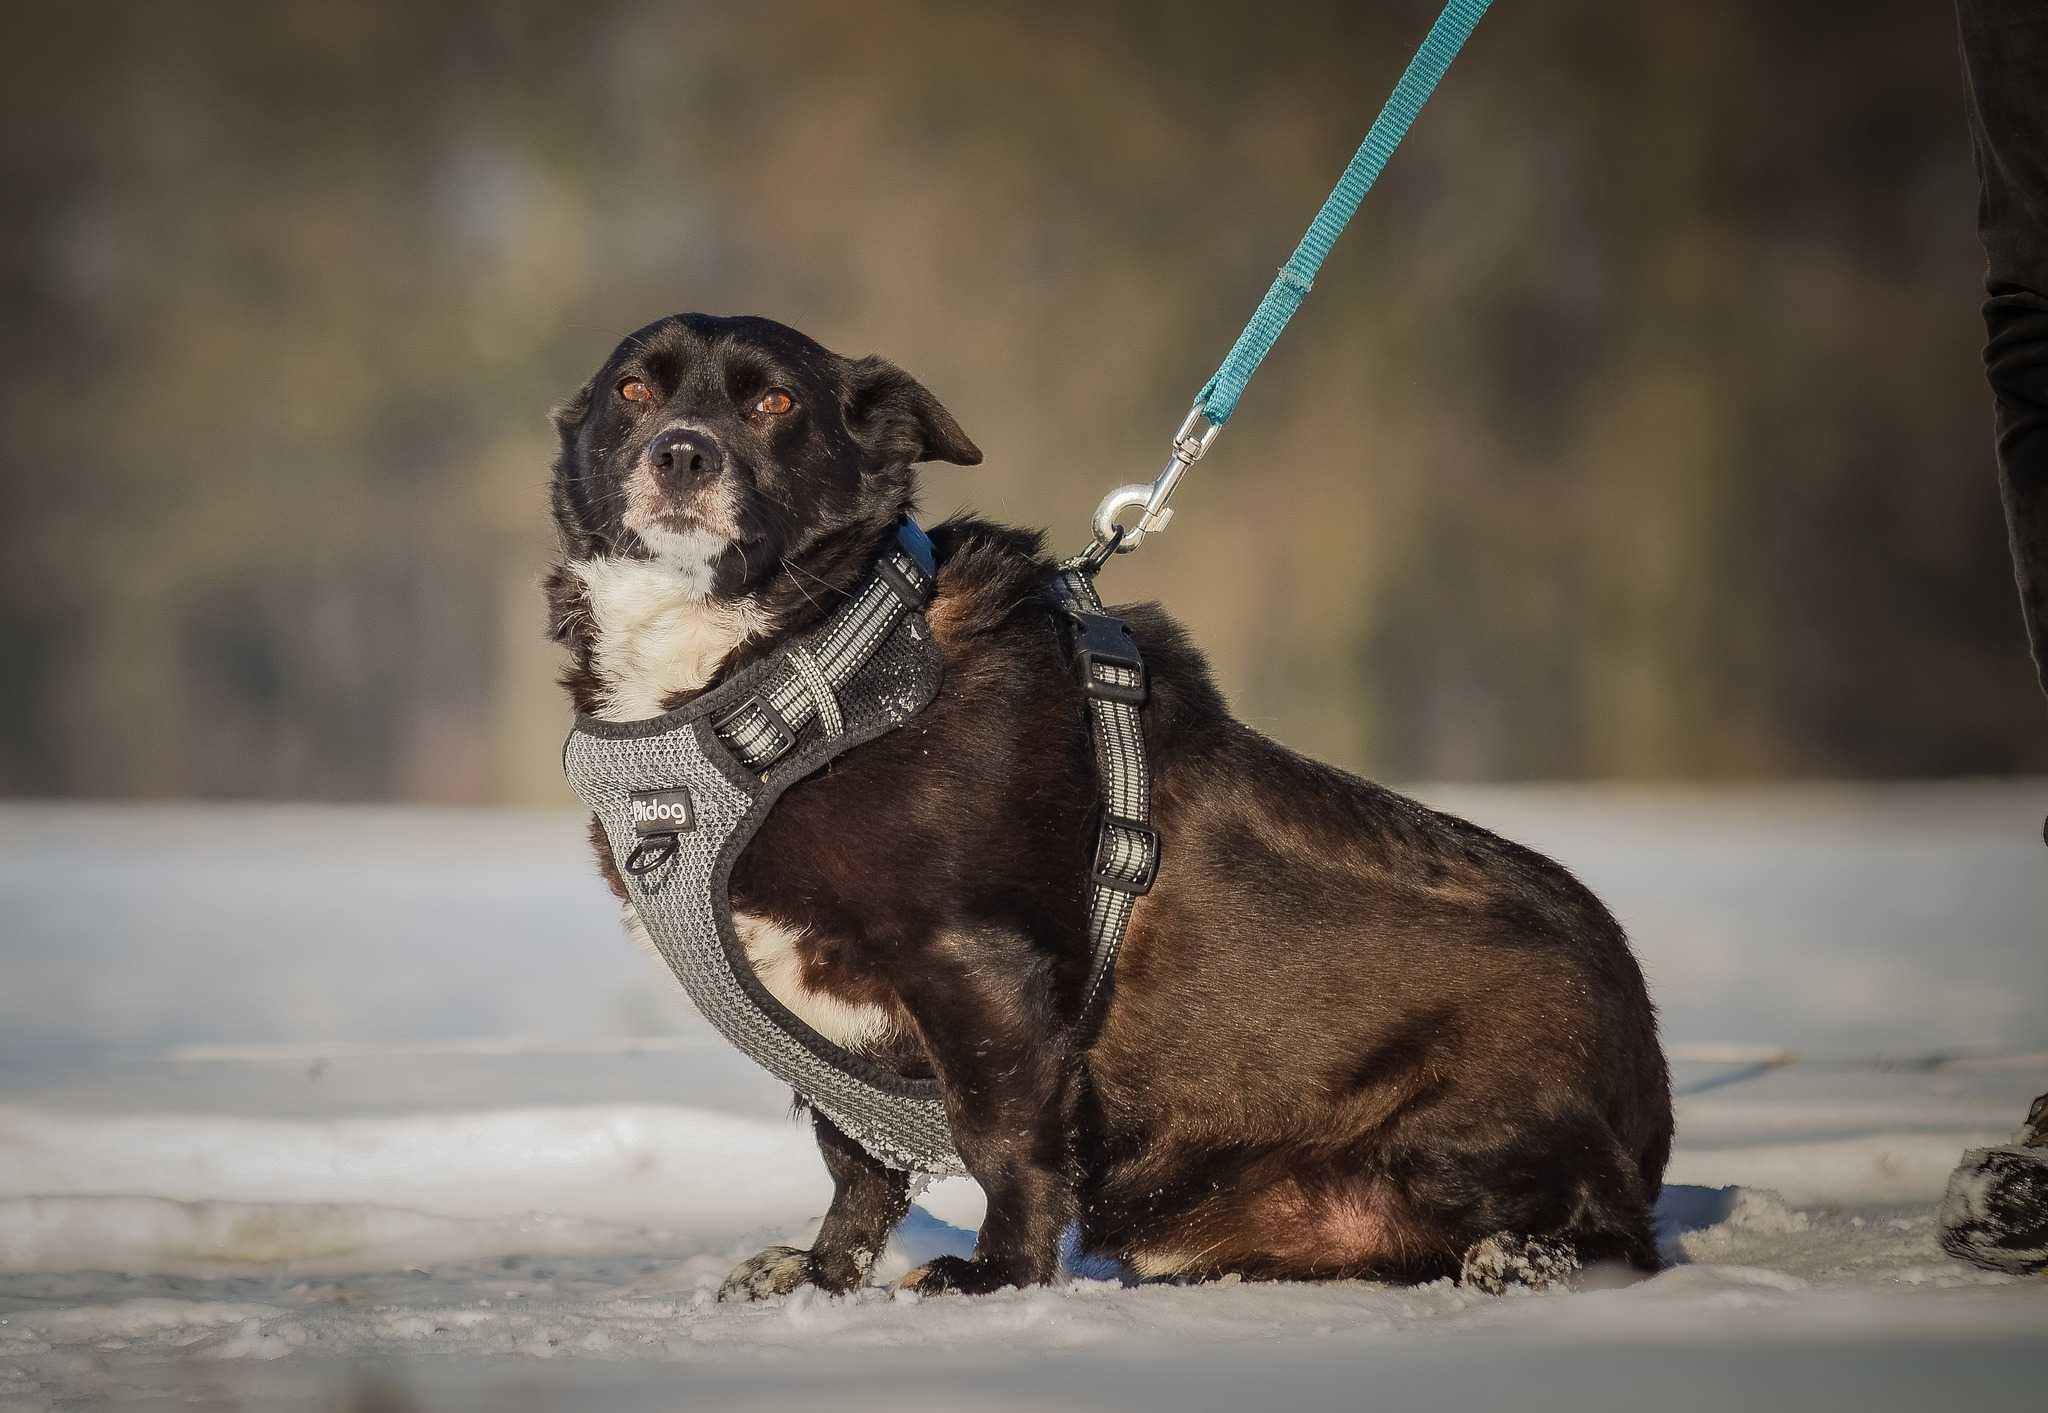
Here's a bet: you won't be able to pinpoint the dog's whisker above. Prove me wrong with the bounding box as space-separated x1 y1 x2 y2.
781 556 852 604
779 558 821 613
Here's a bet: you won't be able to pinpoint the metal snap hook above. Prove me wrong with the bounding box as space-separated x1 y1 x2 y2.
1089 404 1220 553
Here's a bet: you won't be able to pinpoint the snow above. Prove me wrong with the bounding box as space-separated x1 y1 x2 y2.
1 788 2044 1409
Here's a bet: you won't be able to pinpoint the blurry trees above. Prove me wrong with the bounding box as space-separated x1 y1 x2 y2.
2 0 2041 801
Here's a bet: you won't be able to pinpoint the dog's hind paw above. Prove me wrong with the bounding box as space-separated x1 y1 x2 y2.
896 1254 1017 1297
1459 1233 1581 1294
719 1245 822 1302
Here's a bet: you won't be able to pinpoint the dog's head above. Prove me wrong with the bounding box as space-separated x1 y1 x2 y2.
549 314 980 597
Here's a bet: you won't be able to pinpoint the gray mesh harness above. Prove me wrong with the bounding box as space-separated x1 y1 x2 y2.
562 521 1155 1176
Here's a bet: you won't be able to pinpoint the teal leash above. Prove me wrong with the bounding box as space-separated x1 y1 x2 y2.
1196 0 1494 427
1084 0 1494 561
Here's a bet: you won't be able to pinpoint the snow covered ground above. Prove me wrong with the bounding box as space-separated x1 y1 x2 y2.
1 787 2044 1410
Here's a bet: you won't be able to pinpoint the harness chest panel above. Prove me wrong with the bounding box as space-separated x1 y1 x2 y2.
563 529 966 1176
560 522 1155 1180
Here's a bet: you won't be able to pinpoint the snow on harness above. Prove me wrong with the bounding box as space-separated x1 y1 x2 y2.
562 520 1155 1176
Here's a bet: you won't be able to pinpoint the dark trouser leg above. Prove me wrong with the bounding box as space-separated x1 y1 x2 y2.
1958 0 2048 699
1951 0 2048 1276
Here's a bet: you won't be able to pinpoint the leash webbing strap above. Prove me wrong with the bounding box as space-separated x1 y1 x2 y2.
1052 563 1156 1021
1194 0 1493 427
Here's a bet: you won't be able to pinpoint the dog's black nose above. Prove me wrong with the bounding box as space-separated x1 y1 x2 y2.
646 427 723 482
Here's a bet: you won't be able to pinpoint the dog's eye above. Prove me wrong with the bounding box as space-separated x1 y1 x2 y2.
616 378 653 405
753 388 795 417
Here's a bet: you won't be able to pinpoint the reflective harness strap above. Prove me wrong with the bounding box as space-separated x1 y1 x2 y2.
1051 562 1157 1023
714 521 937 769
721 526 1154 1027
620 520 939 882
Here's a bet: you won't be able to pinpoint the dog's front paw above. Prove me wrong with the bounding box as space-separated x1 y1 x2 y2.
720 1245 824 1302
896 1254 1017 1297
1459 1233 1581 1294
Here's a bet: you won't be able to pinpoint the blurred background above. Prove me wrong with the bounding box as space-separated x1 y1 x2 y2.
5 0 2044 804
5 4 2048 1405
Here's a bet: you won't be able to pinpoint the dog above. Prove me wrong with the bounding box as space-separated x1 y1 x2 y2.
545 313 1673 1298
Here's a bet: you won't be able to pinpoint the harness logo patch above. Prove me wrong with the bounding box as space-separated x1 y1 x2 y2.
628 788 696 835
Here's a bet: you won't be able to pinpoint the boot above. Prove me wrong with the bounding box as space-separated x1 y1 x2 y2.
1939 1091 2048 1274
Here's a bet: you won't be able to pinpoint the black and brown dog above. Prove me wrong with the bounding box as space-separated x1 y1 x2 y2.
545 313 1672 1299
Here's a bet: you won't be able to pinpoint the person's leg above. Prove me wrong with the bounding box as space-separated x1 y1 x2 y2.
1958 0 2048 698
1947 0 2048 1276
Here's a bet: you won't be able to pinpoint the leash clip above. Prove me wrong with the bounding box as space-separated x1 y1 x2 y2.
1090 403 1220 554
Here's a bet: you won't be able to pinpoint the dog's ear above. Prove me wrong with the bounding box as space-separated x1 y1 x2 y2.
547 378 601 557
842 356 982 468
549 378 595 438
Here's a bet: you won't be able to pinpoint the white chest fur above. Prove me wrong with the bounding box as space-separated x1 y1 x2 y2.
571 551 767 722
732 913 897 1054
622 907 897 1054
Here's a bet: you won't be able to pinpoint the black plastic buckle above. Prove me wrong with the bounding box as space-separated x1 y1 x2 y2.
872 553 930 612
1065 610 1147 706
714 694 795 766
1092 815 1159 895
